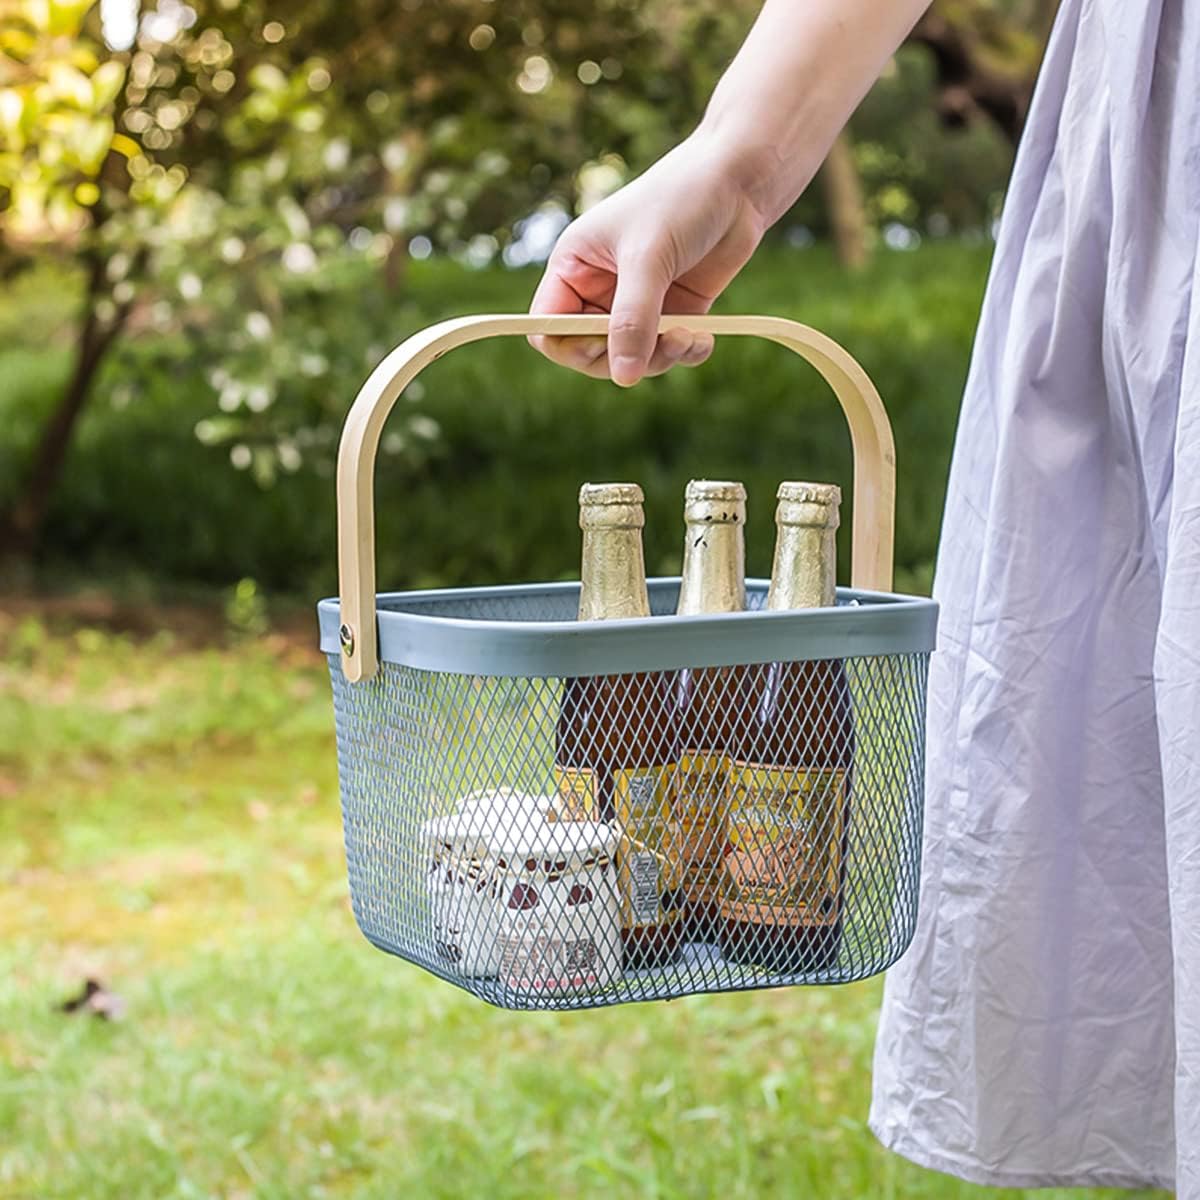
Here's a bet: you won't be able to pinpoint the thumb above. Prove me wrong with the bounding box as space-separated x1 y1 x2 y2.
608 247 670 387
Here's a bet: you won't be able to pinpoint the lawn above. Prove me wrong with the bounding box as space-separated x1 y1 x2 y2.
0 602 1172 1200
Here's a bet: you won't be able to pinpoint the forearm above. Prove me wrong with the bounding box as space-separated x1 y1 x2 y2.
697 0 933 225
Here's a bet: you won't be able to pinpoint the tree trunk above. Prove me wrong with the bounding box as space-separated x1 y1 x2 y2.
0 255 123 560
907 8 1057 147
819 132 870 271
384 236 409 291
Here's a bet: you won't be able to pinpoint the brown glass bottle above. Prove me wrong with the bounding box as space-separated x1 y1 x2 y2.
554 483 683 970
674 480 748 944
720 482 854 973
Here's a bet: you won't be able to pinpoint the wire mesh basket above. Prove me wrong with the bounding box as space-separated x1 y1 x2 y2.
319 314 938 1011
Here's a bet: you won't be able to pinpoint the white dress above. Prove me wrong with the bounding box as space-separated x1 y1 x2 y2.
869 0 1200 1192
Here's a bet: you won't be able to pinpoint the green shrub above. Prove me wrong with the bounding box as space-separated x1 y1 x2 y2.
1 242 989 598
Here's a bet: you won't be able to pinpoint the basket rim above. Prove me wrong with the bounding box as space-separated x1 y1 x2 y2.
317 577 936 678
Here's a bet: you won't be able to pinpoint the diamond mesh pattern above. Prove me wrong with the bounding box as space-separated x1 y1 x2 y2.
329 608 928 1011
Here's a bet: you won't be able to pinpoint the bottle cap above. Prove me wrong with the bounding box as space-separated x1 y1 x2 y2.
579 482 645 528
685 479 746 502
684 479 746 524
580 482 644 506
777 481 841 505
776 480 841 528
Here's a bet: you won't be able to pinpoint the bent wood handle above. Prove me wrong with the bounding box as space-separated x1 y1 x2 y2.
337 314 896 682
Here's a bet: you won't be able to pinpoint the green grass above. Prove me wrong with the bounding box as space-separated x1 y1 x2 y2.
0 609 1171 1199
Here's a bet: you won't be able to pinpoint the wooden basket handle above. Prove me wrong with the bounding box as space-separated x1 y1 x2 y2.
337 314 896 682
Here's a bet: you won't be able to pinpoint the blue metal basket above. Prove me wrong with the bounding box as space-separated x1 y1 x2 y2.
318 314 937 1011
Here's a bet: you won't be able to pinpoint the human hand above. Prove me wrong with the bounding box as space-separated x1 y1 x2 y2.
528 133 771 386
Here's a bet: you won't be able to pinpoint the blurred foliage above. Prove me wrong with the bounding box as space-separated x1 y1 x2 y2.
0 244 990 598
928 0 1056 83
224 575 268 639
849 49 1010 236
0 0 1017 518
1 0 695 487
0 0 125 238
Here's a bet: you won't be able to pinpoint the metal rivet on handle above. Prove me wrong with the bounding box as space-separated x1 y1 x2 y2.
339 623 355 656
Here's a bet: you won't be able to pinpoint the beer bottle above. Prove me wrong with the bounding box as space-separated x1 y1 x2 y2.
554 483 683 969
720 482 854 972
674 480 747 943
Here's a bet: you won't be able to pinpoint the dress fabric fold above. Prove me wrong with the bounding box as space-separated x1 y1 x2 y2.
869 0 1200 1192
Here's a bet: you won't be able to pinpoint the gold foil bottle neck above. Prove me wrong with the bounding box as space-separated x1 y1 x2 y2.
579 482 645 530
683 479 747 527
768 480 840 611
677 479 746 616
775 480 841 530
577 483 651 621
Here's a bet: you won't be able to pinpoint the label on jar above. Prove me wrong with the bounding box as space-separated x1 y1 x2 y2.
613 765 679 931
719 764 845 927
674 750 731 909
500 933 601 990
552 766 597 820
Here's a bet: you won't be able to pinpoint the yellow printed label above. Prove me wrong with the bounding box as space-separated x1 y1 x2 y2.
674 750 731 908
552 766 597 821
720 763 845 927
613 764 679 931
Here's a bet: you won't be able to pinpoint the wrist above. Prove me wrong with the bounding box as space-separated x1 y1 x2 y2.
689 117 814 229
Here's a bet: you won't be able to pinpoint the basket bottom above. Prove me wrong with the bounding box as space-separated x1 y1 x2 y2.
719 915 843 974
355 921 897 1012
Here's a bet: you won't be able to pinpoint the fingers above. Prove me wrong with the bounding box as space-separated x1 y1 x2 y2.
681 332 715 367
642 327 715 376
530 326 715 380
535 334 610 375
527 237 715 382
607 246 671 387
527 267 585 361
529 282 609 373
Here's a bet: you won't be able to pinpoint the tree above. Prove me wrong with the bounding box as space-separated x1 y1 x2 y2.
908 0 1060 146
0 0 695 558
2 0 1054 563
818 133 869 270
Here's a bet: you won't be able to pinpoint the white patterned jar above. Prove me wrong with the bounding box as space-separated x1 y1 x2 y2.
421 791 553 977
492 821 621 996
